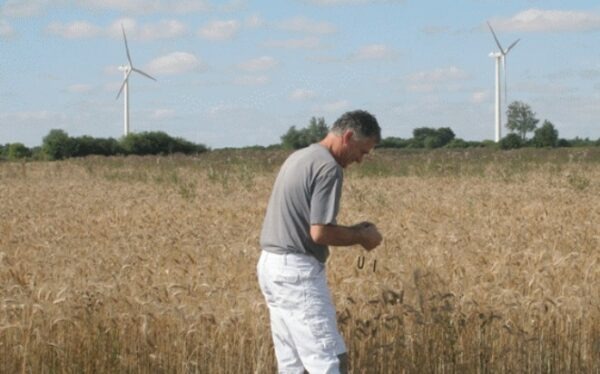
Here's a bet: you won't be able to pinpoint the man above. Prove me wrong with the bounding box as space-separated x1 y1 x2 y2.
257 110 383 373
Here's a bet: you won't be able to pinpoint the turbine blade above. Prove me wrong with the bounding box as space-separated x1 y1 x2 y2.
505 38 520 54
116 70 132 99
122 24 132 65
487 21 504 52
131 67 157 81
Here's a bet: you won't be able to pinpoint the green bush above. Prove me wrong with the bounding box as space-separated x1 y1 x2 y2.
120 131 207 155
500 133 522 150
532 120 559 148
412 127 455 148
42 129 78 160
379 137 411 148
72 136 122 157
7 143 32 159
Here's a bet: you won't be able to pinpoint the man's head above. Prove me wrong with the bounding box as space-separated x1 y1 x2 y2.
321 110 381 168
330 110 381 143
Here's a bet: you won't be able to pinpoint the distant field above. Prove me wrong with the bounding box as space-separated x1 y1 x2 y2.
1 148 599 373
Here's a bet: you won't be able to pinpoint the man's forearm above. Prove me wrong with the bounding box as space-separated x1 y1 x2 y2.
310 224 363 247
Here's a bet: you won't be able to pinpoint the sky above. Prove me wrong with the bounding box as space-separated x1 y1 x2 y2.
1 0 599 149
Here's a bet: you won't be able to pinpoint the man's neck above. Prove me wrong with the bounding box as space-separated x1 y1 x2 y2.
319 134 343 166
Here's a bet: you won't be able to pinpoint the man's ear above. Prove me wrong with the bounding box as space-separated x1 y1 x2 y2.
342 130 354 145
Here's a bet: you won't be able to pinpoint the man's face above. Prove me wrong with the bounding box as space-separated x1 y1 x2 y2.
340 132 376 168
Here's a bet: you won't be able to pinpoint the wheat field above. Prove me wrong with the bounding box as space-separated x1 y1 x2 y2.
1 148 599 373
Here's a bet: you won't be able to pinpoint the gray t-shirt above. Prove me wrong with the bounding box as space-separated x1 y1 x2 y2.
260 143 343 263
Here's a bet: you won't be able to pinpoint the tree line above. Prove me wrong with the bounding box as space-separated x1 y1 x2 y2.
0 129 208 161
1 101 599 160
279 101 599 150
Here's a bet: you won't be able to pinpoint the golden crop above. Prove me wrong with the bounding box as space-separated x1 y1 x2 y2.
1 148 598 373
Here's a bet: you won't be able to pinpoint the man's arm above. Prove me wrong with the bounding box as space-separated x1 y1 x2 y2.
310 222 382 251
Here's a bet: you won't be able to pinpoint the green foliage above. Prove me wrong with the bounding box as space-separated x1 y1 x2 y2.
7 143 32 159
533 120 559 148
500 133 523 150
42 129 78 160
412 127 455 148
379 137 411 148
445 138 482 148
72 136 122 157
506 101 539 141
281 117 328 149
566 137 598 147
39 129 207 159
120 131 207 156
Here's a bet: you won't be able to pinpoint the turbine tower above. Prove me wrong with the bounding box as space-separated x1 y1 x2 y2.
116 25 156 136
487 21 519 142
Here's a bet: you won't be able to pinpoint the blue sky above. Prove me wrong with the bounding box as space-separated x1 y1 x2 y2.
1 0 599 148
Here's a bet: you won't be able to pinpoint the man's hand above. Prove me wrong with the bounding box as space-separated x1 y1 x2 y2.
355 221 383 251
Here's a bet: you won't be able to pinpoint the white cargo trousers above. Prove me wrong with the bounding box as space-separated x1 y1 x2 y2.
257 251 347 374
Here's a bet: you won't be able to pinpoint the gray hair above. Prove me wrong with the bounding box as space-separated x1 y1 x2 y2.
330 110 381 143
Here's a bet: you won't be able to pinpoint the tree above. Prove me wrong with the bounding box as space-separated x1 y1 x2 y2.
412 127 437 148
71 136 122 157
120 131 207 155
306 117 328 142
7 143 32 159
379 137 410 148
42 129 77 160
499 133 522 150
506 101 539 141
281 117 328 149
412 127 455 148
533 120 559 147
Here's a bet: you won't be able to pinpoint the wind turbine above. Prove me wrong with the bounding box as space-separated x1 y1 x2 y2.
116 25 156 136
487 21 520 142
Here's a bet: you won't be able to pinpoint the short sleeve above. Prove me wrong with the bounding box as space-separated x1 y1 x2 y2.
310 168 343 225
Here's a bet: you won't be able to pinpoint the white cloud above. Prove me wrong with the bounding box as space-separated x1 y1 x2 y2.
406 66 469 92
315 100 350 113
1 0 48 17
45 19 186 41
237 56 278 72
0 110 67 122
277 16 336 35
233 75 270 86
151 109 175 120
167 0 211 13
263 37 322 49
46 21 102 38
107 18 137 39
492 9 600 32
198 20 240 41
420 25 451 35
76 0 146 12
304 0 404 5
245 14 264 28
1 0 210 17
67 84 94 94
107 18 186 41
75 0 210 14
138 20 187 40
0 20 15 38
471 90 489 104
146 52 205 75
351 44 395 60
290 89 317 101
